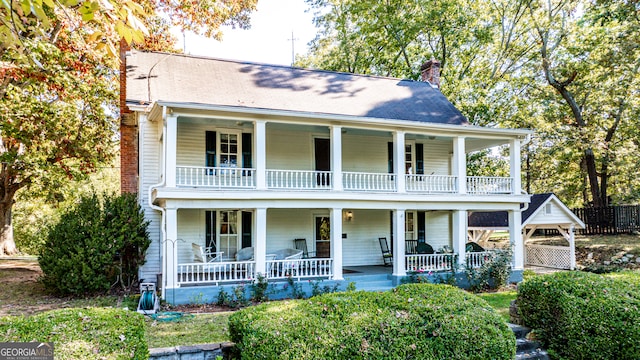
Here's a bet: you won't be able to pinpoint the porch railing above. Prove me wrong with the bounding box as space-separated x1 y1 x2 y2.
466 176 513 194
266 170 332 190
266 258 333 280
405 254 456 272
406 174 457 193
465 251 494 268
177 261 256 285
343 172 396 191
176 166 256 188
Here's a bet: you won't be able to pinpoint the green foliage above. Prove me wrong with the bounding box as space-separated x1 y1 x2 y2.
517 271 640 360
0 308 148 359
249 273 272 302
38 192 151 295
229 284 514 360
216 285 251 308
285 275 306 299
309 279 340 297
463 248 513 292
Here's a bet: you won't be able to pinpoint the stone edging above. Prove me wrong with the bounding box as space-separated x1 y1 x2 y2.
149 342 235 359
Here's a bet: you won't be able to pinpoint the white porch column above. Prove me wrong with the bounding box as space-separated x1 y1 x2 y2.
453 136 466 194
569 224 576 270
509 210 524 270
393 131 406 193
331 208 343 280
255 120 267 190
255 208 267 274
165 115 178 187
510 139 521 195
392 209 406 276
331 126 343 191
452 210 467 269
165 207 178 290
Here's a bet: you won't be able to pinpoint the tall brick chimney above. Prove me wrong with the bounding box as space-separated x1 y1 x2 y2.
119 40 139 194
420 59 441 88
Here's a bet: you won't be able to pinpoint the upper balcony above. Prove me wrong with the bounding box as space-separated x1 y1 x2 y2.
157 112 527 200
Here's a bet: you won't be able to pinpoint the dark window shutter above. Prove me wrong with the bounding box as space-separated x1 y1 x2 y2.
206 210 216 251
206 131 216 168
417 211 426 242
242 133 252 169
416 143 424 175
387 142 394 174
241 211 252 248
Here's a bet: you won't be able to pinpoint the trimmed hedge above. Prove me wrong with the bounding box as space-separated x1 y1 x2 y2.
229 283 515 359
0 308 148 360
517 271 640 360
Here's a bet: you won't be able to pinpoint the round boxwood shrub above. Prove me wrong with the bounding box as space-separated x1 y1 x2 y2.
517 271 640 360
229 283 514 359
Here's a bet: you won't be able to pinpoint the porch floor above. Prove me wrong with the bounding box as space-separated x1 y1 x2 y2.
343 265 392 276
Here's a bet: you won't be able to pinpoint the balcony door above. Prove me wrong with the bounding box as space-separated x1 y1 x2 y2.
315 215 331 258
314 138 330 186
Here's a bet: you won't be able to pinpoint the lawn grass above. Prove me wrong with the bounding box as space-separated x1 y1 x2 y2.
145 312 233 348
477 290 517 322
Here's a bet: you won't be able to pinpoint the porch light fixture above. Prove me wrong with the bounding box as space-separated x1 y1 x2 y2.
345 211 354 222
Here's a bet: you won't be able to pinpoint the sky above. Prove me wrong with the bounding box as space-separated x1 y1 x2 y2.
173 0 318 66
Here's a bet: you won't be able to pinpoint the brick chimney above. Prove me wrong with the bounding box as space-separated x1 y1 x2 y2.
420 59 441 88
119 39 138 194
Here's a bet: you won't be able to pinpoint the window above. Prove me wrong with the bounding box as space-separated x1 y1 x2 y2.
220 133 239 169
545 203 552 215
405 211 416 240
205 210 242 260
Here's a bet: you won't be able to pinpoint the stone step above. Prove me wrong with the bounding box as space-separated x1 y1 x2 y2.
508 323 532 339
515 349 550 360
517 338 542 353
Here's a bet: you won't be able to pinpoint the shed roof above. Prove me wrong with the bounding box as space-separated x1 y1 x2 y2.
125 51 468 125
468 193 585 229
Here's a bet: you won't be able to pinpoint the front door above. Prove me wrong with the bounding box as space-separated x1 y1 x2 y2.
314 138 330 186
315 215 331 258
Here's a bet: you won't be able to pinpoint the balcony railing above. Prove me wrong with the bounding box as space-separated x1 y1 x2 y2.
266 258 333 280
467 176 513 194
465 251 494 268
177 261 256 285
177 166 256 188
175 166 514 195
343 172 396 191
266 169 332 190
406 174 457 193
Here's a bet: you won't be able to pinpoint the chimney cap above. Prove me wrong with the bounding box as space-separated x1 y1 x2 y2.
421 59 440 71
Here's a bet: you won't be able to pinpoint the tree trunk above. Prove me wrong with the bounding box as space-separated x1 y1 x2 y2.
0 200 18 256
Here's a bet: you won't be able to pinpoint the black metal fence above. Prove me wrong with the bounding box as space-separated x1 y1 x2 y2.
572 205 640 235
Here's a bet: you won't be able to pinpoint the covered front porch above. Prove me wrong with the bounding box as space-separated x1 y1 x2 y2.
157 206 524 300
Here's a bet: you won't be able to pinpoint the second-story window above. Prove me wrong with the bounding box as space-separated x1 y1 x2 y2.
220 133 239 169
205 130 247 174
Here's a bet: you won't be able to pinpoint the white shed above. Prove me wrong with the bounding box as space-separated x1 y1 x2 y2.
468 193 585 270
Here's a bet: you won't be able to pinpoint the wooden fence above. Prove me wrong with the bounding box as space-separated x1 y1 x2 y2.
572 205 640 235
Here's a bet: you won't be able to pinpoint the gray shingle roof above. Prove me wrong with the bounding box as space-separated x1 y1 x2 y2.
468 193 554 227
125 51 468 125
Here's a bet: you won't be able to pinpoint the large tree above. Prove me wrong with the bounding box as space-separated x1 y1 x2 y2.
0 0 257 255
300 0 639 208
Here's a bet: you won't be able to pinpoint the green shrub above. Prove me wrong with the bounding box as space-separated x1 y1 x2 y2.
0 308 148 359
39 193 150 295
517 271 640 360
229 283 514 360
463 248 512 292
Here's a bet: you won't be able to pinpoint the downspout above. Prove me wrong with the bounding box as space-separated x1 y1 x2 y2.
520 134 533 213
148 106 167 299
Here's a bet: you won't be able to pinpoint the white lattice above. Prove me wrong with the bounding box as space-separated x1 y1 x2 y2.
525 245 571 269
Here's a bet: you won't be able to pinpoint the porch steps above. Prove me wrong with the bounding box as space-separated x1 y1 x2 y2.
345 274 396 292
509 324 549 360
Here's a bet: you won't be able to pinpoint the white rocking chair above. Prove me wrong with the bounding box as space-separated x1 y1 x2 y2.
191 243 223 263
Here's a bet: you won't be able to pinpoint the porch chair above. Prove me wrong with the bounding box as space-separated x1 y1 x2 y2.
283 249 304 275
465 241 485 253
416 242 435 254
293 238 316 258
191 243 223 263
235 247 255 261
378 237 393 266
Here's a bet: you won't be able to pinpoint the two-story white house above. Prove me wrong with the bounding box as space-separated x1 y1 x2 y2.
121 50 531 304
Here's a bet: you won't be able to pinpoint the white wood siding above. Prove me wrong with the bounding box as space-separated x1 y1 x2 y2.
341 210 390 266
177 209 203 263
342 134 389 173
176 122 207 167
528 201 576 226
425 139 451 175
265 128 314 170
425 211 452 250
139 116 162 282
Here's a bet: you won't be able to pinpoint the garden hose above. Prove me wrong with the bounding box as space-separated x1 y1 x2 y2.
140 290 155 311
150 311 194 322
